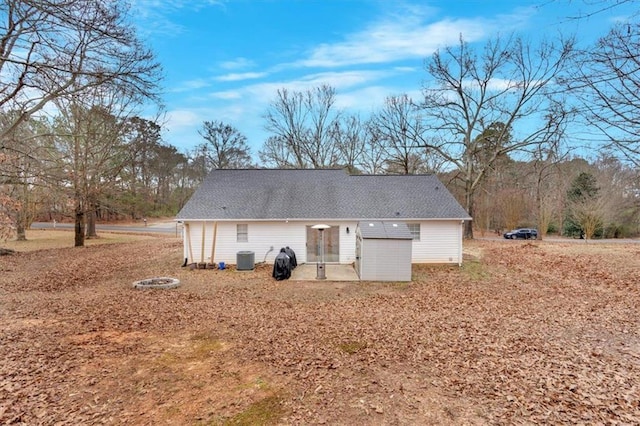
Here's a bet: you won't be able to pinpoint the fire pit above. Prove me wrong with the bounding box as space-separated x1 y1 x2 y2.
132 277 180 290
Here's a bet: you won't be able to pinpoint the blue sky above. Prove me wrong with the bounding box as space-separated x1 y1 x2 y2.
131 0 637 155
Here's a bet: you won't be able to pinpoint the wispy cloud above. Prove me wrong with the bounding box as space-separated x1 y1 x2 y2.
219 57 256 70
131 0 226 37
230 69 398 102
216 72 268 82
295 7 531 69
210 90 243 100
168 78 212 93
165 109 203 129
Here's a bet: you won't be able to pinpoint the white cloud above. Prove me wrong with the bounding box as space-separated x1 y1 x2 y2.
165 109 202 130
262 69 395 94
393 66 418 73
210 90 242 100
168 79 212 93
335 86 393 110
298 17 486 68
131 0 226 37
216 72 268 82
219 57 256 70
298 70 394 90
336 87 424 112
294 7 532 69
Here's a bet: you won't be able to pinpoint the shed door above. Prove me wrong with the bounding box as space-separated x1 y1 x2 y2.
306 225 339 263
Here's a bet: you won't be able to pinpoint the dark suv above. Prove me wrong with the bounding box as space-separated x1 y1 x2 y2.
504 228 538 240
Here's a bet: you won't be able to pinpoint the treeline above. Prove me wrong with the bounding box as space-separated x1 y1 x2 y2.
1 1 640 245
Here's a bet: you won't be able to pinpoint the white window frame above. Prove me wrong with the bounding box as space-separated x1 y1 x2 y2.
237 224 248 242
407 223 420 241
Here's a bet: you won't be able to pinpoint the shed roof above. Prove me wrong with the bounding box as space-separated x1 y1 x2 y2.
176 169 471 221
358 221 413 239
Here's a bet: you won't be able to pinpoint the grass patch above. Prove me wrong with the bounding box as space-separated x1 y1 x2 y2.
155 351 180 367
221 394 285 426
460 260 490 281
411 264 458 281
338 340 368 354
382 281 412 289
190 334 224 359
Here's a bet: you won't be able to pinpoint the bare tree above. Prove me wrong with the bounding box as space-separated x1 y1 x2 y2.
369 94 430 174
563 0 636 20
261 85 341 168
333 114 366 173
53 83 139 246
0 153 19 244
571 22 640 166
0 112 55 241
592 155 640 237
419 35 575 238
497 188 529 232
358 121 388 174
198 120 253 170
530 117 571 239
0 0 160 147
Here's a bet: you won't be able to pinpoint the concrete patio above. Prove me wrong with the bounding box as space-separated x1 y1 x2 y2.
290 264 359 281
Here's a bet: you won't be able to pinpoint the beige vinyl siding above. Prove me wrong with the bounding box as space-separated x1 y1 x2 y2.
411 220 464 264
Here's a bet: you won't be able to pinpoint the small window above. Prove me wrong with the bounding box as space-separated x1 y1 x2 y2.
237 224 248 242
407 223 420 241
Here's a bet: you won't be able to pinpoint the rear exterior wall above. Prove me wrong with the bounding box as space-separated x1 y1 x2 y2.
412 220 464 264
181 220 358 266
181 219 463 266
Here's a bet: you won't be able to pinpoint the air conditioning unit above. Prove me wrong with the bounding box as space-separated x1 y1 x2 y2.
236 251 255 271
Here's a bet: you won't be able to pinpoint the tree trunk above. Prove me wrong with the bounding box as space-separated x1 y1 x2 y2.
86 207 98 239
15 209 26 241
536 184 544 241
464 182 475 239
74 204 85 247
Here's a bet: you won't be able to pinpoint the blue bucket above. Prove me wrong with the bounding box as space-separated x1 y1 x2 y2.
218 262 225 270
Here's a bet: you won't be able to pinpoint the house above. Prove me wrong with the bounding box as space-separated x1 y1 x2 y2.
175 169 471 267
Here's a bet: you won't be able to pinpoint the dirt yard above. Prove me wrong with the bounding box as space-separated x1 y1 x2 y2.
1 235 639 425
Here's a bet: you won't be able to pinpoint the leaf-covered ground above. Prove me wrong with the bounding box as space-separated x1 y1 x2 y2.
1 238 639 424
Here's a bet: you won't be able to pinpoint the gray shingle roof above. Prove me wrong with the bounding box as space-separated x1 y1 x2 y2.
358 221 413 239
176 169 471 221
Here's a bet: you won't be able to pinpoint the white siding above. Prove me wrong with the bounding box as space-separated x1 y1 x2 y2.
360 238 412 281
411 220 464 264
338 221 358 263
183 220 358 265
182 219 463 266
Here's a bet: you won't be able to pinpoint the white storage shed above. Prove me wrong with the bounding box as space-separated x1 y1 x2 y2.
356 221 413 281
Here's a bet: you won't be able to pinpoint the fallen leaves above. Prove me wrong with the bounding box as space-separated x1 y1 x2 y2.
1 238 639 424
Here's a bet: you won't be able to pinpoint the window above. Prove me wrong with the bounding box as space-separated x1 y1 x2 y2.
407 223 420 241
237 224 248 242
